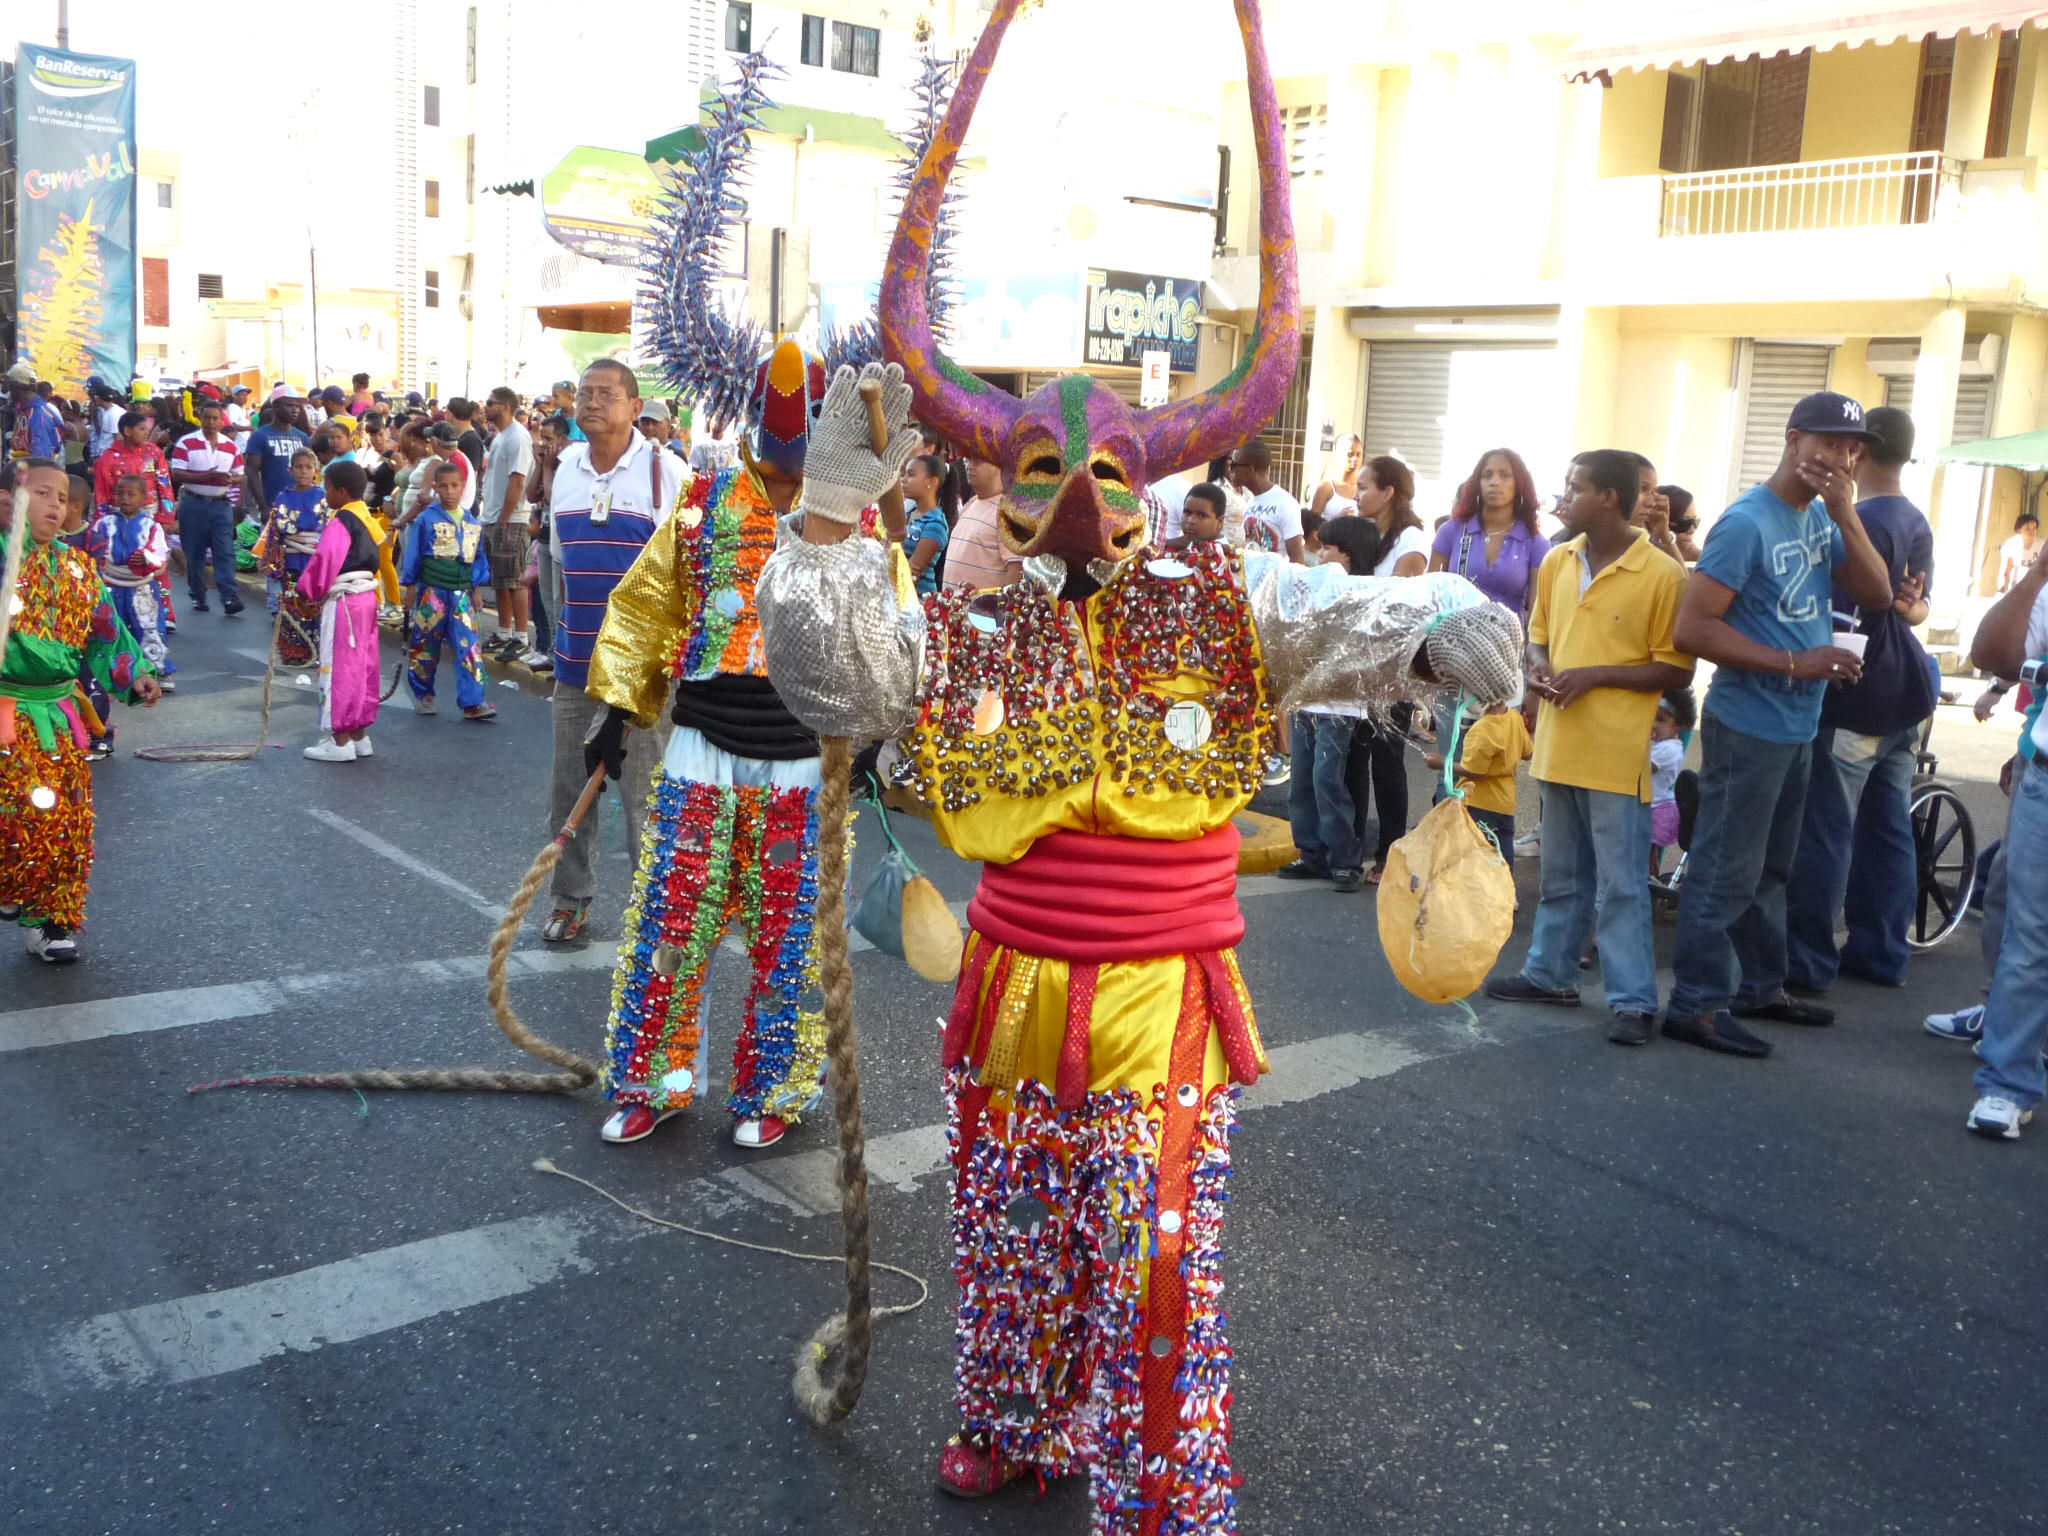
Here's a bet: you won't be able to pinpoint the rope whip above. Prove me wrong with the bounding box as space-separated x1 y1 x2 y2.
134 607 289 762
0 485 28 673
790 376 905 1427
187 768 609 1094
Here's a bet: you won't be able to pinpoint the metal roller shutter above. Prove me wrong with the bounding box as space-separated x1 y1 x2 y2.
1022 369 1146 407
1737 342 1832 492
1362 343 1454 481
1883 371 1994 443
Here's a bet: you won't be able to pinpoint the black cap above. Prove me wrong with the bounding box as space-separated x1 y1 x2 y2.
1785 391 1879 443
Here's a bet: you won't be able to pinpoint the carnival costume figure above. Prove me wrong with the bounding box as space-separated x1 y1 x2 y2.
262 481 333 669
295 466 384 760
400 490 491 714
754 3 1526 1530
580 49 961 1151
1 459 160 963
85 481 175 684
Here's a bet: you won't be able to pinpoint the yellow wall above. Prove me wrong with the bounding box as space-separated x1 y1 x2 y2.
1599 69 1665 177
1832 337 1884 409
1608 332 1738 502
1366 67 1408 285
1803 41 1920 161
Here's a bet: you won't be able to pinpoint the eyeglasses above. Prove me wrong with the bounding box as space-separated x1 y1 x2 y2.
576 388 628 406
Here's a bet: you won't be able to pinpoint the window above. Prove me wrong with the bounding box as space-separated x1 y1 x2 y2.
142 257 169 329
1659 51 1810 173
154 180 173 209
1919 31 2024 158
196 273 224 299
1285 103 1327 180
424 179 441 218
725 1 751 52
424 84 440 126
466 135 476 203
466 6 478 84
424 269 441 309
831 20 879 76
801 14 826 67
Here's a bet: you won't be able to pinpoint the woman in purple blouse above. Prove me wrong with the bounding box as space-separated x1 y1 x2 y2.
1426 447 1550 782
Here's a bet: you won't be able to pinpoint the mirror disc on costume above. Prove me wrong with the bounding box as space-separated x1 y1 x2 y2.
1157 1208 1182 1235
659 1066 696 1095
713 588 743 619
966 593 1003 634
765 836 798 865
1175 1082 1200 1108
29 785 58 811
1146 557 1192 581
677 825 711 854
972 689 1005 735
678 502 703 531
1005 1193 1050 1233
1162 700 1212 753
650 943 685 975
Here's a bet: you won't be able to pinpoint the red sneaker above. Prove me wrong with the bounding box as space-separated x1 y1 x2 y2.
935 1434 1020 1498
732 1114 787 1149
600 1104 683 1144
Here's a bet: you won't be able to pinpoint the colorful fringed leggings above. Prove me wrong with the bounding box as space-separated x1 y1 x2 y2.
603 726 828 1124
947 938 1263 1536
0 735 95 930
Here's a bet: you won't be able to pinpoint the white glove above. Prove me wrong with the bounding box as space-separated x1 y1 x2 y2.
799 362 921 527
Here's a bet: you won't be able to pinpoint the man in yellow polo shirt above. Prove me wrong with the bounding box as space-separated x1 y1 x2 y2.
1485 448 1693 1045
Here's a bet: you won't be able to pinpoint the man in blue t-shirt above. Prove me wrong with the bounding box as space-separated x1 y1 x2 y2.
240 389 311 521
1784 406 1937 995
1662 391 1894 1059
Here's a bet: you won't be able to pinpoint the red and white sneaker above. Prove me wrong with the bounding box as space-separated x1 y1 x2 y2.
935 1434 1020 1498
732 1115 788 1149
599 1104 684 1144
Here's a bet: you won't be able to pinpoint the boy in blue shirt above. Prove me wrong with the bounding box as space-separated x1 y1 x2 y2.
1662 392 1894 1058
399 459 494 720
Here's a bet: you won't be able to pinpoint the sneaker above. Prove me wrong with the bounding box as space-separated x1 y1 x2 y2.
600 1104 684 1144
1608 1011 1655 1047
1331 868 1364 893
27 922 78 963
192 597 210 613
1925 1004 1986 1041
1276 859 1331 882
303 739 358 762
732 1115 789 1149
222 596 245 616
0 902 18 922
461 704 498 722
156 676 176 695
936 1434 1021 1499
1260 754 1291 788
163 618 177 634
1483 973 1582 1007
87 737 115 760
354 736 373 758
1966 1094 2033 1141
1513 829 1542 856
413 695 438 716
519 648 551 669
488 635 524 660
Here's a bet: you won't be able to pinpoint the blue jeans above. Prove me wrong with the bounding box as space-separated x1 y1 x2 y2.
1287 711 1362 872
177 492 238 606
1976 759 2048 1108
1521 780 1656 1013
1666 712 1811 1018
1785 724 1921 990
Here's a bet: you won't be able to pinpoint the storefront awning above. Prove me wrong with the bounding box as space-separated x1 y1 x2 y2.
1563 1 2048 79
644 91 899 164
1937 428 2048 471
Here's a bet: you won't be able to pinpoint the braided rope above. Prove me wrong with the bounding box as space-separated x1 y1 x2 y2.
134 608 288 762
791 734 875 1426
0 486 29 672
187 770 609 1096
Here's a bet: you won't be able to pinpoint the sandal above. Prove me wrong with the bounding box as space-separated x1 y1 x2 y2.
1365 863 1385 886
541 903 588 944
935 1433 1020 1499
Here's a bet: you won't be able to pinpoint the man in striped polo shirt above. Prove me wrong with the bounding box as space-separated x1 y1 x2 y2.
541 359 687 943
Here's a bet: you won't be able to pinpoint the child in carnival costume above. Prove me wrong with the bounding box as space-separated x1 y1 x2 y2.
263 448 333 669
0 458 162 964
579 49 964 1151
754 2 1526 1529
85 473 177 692
399 458 494 720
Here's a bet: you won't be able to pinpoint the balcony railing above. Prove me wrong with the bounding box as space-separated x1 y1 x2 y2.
1660 152 1961 238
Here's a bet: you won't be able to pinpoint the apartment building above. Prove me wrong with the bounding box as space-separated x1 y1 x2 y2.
1213 0 2048 614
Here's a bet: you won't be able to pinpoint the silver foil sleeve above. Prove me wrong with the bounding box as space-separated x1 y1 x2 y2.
1243 553 1517 712
756 535 925 740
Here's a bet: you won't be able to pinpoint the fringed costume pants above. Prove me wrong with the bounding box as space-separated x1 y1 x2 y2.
603 726 829 1125
945 826 1266 1536
406 586 487 710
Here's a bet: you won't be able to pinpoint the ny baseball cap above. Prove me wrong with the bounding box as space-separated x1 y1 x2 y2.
637 399 671 423
1786 391 1879 443
320 385 347 404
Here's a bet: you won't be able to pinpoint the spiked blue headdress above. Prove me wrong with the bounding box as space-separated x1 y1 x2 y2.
639 48 962 444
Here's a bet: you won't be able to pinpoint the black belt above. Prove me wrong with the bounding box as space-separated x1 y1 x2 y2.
670 673 818 761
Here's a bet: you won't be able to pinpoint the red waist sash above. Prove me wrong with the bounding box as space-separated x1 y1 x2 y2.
965 824 1244 964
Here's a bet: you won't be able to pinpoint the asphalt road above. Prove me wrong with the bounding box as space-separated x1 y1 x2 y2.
2 601 2043 1536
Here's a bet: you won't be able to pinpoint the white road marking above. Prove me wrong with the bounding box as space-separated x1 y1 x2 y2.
48 1212 620 1389
230 646 275 666
304 808 504 918
31 1004 1574 1392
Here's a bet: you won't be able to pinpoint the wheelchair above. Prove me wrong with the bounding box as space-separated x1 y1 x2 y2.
1647 720 1976 951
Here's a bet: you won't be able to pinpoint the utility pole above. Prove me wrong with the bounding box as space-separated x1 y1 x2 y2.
56 0 69 48
308 242 321 387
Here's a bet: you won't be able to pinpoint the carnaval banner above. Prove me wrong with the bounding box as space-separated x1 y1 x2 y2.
12 45 139 397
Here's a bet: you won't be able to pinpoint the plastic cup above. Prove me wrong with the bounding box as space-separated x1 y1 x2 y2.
1833 632 1869 660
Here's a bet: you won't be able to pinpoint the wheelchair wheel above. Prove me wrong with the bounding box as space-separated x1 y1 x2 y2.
1909 778 1978 950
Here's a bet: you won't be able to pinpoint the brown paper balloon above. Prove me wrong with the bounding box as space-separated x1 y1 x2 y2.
1377 797 1515 1004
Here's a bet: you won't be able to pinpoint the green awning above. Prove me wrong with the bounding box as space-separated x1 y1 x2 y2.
1936 430 2048 472
645 89 901 163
